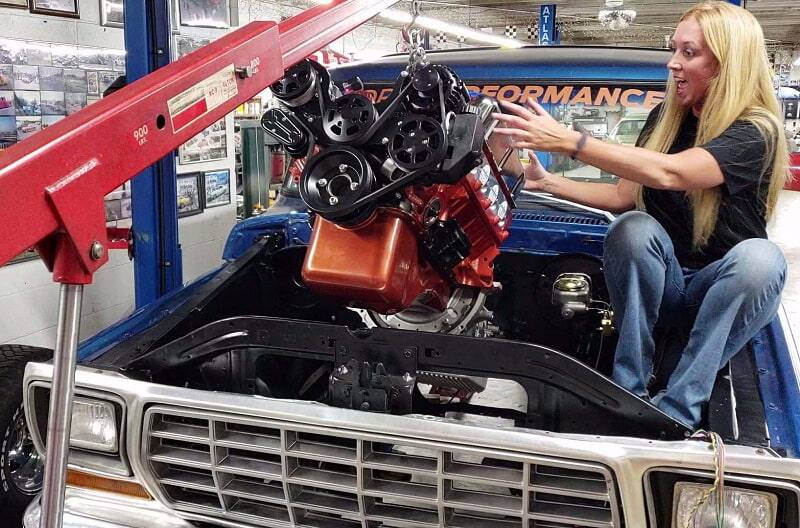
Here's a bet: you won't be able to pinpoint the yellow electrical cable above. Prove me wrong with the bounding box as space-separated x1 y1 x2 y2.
684 431 726 528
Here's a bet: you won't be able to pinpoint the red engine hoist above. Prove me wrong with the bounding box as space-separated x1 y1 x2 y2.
0 2 398 526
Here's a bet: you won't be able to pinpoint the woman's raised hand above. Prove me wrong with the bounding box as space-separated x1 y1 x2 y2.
492 98 581 154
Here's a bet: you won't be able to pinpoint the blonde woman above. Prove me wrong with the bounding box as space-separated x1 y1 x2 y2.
493 1 789 428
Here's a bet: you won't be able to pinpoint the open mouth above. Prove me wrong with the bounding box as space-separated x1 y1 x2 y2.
675 79 688 93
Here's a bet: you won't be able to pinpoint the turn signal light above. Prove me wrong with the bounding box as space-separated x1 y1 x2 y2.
66 469 152 500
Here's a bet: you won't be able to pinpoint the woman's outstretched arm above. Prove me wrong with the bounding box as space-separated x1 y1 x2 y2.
494 99 725 191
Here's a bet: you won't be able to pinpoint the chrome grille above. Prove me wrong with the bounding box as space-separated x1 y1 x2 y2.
142 405 620 527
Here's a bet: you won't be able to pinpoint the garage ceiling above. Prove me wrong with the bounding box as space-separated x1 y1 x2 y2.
388 0 800 49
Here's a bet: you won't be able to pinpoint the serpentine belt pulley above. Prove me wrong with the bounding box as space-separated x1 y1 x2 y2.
323 93 377 144
270 60 317 107
299 146 376 224
388 114 447 172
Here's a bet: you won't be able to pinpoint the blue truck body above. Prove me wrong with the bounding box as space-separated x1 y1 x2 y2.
75 46 799 457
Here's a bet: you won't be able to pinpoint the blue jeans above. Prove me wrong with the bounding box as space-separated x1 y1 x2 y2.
604 211 787 428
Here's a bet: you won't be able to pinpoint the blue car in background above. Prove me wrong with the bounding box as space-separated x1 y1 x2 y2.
8 47 800 528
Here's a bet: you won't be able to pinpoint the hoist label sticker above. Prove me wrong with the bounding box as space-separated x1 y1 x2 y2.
168 65 238 132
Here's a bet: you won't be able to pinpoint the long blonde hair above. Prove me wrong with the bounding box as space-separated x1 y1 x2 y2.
636 1 789 250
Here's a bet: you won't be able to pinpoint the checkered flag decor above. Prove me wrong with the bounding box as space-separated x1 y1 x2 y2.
504 25 517 38
433 31 448 46
456 34 466 44
526 23 538 41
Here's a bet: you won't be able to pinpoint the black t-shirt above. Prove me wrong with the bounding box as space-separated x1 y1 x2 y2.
637 104 772 268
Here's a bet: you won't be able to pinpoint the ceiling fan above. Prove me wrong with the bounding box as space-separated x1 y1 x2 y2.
598 0 637 30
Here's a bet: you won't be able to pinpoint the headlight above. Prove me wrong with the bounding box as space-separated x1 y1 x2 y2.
673 482 778 528
69 397 118 453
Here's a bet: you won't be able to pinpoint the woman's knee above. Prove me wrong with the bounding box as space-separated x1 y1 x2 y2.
604 211 668 260
722 239 787 295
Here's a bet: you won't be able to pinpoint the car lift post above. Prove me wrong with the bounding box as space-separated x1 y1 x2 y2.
0 2 399 526
125 0 183 309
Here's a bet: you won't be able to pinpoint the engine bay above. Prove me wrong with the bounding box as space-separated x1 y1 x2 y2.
82 58 765 444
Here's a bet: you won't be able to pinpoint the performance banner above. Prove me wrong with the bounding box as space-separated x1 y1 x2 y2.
362 83 665 110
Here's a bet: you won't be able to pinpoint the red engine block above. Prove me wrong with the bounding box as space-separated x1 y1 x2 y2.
301 166 512 314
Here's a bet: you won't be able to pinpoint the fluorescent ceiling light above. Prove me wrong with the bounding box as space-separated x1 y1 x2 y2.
378 8 525 48
378 9 525 48
307 1 525 48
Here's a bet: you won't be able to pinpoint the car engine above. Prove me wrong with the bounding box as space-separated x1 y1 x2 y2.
261 58 521 321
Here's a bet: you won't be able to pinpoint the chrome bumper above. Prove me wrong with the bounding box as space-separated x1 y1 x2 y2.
23 488 193 528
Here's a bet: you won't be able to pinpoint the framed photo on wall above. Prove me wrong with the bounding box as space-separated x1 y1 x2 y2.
178 0 229 29
173 35 211 61
0 0 28 8
203 169 231 208
100 0 122 27
0 116 16 150
177 172 203 217
30 0 79 18
178 117 227 165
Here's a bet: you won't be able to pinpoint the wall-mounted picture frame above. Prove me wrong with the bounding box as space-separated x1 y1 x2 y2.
203 169 231 208
110 50 126 71
39 66 64 91
173 35 211 61
50 44 79 68
40 91 65 115
0 116 16 149
14 90 40 116
86 70 99 95
16 116 41 140
0 91 14 116
30 0 79 18
12 65 39 90
24 43 52 66
178 0 229 29
100 0 122 27
0 65 12 89
98 70 119 93
177 172 203 217
0 0 28 9
0 39 26 65
178 117 227 165
65 92 86 115
63 68 86 92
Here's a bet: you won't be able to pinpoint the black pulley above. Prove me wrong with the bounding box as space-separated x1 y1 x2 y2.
408 66 442 113
407 65 469 115
260 108 309 156
271 60 317 107
299 146 376 224
322 94 377 144
388 115 447 172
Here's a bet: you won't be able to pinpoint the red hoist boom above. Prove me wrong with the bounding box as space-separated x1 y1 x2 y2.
0 3 397 526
